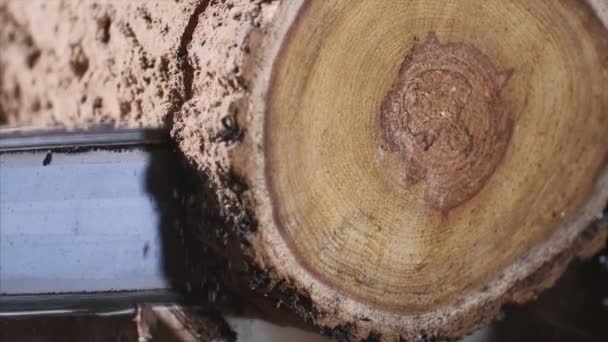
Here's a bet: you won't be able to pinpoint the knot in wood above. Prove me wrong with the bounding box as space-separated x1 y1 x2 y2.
381 33 513 212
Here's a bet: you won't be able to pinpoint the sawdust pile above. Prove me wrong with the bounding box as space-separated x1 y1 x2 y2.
0 0 277 131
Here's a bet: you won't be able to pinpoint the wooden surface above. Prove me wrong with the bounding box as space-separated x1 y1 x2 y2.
222 0 608 339
263 0 608 311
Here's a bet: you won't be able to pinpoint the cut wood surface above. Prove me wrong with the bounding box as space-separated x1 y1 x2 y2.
1 1 608 341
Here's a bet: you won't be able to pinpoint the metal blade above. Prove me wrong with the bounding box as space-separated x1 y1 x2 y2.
0 129 180 316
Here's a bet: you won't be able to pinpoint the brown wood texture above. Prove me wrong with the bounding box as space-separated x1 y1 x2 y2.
187 1 608 340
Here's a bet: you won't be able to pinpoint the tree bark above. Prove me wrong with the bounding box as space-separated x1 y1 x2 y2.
2 1 608 341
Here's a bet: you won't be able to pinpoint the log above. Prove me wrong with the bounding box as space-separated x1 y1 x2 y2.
1 1 608 341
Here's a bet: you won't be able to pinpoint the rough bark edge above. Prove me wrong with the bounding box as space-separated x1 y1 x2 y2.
229 1 608 341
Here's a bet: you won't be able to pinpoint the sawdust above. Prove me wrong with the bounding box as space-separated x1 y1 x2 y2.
0 0 279 134
172 0 279 182
0 0 199 129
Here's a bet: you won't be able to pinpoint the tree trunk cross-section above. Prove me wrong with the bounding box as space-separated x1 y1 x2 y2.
215 1 608 340
1 0 608 341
